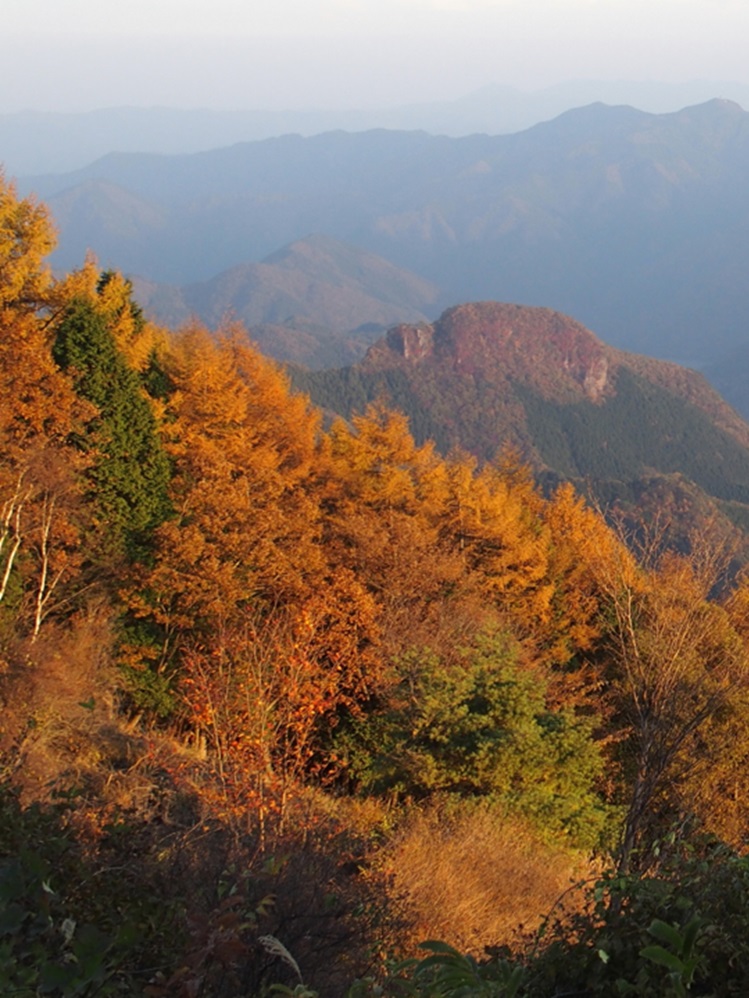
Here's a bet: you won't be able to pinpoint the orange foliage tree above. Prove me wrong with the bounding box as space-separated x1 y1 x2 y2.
127 326 384 820
134 324 323 636
0 174 54 312
0 177 93 640
318 404 477 657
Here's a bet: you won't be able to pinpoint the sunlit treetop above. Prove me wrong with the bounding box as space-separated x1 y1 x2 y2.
0 174 55 312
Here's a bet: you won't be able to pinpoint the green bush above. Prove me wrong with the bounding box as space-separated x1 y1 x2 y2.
525 838 749 996
336 632 609 849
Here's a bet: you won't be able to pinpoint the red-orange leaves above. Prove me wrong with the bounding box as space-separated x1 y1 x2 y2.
179 579 379 828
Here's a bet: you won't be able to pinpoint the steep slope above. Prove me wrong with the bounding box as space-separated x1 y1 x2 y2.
295 301 749 541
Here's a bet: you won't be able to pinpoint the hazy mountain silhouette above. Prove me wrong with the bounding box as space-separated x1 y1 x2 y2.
5 79 749 174
25 99 749 395
132 233 441 367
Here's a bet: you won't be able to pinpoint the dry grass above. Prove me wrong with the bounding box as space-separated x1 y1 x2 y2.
0 604 154 809
379 803 597 956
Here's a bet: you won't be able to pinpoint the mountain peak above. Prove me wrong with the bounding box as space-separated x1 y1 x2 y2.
370 301 612 403
297 300 749 538
687 97 744 114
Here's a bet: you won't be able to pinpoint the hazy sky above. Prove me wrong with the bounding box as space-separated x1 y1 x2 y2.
4 0 749 111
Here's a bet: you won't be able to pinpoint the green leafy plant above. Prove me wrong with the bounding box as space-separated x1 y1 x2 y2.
336 632 608 848
358 940 524 998
638 916 707 997
526 839 749 996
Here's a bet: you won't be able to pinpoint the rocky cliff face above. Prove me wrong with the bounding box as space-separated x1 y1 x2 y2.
372 302 614 403
359 300 749 452
385 323 435 363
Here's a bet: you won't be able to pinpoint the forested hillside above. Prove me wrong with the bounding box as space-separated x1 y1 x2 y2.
5 175 749 995
295 301 749 559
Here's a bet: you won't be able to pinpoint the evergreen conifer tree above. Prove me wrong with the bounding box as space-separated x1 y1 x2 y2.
52 297 171 562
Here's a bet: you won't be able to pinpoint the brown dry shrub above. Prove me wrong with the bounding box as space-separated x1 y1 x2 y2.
0 603 127 802
379 802 596 957
24 602 114 711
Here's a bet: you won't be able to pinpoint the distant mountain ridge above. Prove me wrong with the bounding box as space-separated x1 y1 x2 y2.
6 80 749 174
22 98 749 407
133 234 441 368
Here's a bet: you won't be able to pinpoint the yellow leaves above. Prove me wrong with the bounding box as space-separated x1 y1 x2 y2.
328 403 437 513
0 174 55 311
724 577 749 645
541 482 625 662
166 325 250 443
439 455 555 644
320 402 623 669
460 463 546 582
0 313 86 450
52 251 99 296
165 325 318 488
143 324 325 639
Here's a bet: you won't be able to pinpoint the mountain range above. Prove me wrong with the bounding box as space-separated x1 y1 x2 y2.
20 98 749 414
6 80 749 175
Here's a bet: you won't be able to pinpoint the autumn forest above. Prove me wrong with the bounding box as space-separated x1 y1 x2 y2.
4 173 749 995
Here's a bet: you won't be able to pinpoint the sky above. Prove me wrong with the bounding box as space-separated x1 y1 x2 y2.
4 0 749 112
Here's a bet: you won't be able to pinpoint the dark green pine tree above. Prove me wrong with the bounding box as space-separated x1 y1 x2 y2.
52 298 172 563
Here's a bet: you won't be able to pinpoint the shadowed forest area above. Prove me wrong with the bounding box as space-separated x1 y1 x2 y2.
5 174 749 995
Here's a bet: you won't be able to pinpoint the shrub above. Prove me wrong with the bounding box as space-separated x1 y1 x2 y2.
526 837 749 996
336 632 609 849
